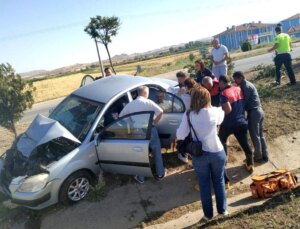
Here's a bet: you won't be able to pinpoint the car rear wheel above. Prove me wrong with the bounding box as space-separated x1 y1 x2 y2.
59 171 92 205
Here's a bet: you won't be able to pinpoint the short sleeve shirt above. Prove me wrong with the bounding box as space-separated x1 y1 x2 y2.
119 96 163 118
274 33 291 53
211 45 228 67
220 86 247 127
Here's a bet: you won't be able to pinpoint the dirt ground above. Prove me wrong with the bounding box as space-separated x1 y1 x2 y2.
195 185 300 229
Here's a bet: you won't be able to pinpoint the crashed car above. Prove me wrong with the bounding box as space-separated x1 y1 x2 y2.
0 75 185 209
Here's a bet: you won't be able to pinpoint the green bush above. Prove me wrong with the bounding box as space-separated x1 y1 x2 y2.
256 64 276 79
241 40 252 52
256 83 274 98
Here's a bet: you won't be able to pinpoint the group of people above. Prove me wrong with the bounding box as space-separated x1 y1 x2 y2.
174 69 269 222
114 26 297 222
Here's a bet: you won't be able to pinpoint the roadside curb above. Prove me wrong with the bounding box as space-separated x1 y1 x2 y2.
144 191 267 229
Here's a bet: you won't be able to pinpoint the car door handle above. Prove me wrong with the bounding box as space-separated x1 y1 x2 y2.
133 146 143 152
168 119 179 125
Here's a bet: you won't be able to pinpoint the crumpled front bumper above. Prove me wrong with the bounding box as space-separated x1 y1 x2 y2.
0 157 54 209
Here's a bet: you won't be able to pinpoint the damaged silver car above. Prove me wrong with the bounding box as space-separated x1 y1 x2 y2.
0 75 185 209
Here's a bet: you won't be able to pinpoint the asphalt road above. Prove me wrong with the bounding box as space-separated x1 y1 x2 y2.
20 47 300 124
233 46 300 72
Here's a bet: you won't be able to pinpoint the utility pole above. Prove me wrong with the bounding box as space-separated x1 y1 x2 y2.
94 38 104 77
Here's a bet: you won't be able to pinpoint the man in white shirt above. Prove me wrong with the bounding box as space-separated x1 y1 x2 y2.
210 38 229 79
119 86 165 183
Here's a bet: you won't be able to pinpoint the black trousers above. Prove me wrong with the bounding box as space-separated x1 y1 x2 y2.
219 124 254 165
274 53 296 84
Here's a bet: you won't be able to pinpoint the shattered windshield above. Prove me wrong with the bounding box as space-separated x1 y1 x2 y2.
49 95 103 141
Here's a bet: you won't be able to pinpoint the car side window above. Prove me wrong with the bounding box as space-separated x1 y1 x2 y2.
102 112 153 140
152 90 185 113
103 94 129 126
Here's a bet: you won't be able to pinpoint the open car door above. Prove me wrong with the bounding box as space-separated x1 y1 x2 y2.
155 92 185 149
80 74 95 87
95 111 155 177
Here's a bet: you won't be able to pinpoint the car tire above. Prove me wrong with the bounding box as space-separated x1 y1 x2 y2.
59 171 92 205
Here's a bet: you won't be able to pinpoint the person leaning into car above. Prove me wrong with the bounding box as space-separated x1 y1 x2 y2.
232 71 269 163
176 87 227 221
119 86 165 184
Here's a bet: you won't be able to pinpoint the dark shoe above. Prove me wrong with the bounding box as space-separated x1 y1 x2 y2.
287 82 297 86
254 157 268 164
199 216 211 224
262 157 269 162
134 175 144 184
156 169 167 180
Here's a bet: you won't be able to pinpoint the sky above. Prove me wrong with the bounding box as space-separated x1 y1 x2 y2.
0 0 299 73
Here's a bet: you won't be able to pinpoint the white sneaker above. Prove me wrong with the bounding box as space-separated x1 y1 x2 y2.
219 210 229 216
178 153 188 163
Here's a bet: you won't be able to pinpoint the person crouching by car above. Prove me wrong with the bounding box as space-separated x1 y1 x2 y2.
176 87 227 222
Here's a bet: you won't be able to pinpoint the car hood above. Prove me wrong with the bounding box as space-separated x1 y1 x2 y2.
17 114 81 158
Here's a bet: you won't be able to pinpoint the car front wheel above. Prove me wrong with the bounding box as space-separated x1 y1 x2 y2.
59 171 92 205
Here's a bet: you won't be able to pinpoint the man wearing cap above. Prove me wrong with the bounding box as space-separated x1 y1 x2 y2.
268 26 296 86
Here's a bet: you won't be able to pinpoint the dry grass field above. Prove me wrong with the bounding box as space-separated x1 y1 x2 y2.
31 47 265 103
32 50 200 103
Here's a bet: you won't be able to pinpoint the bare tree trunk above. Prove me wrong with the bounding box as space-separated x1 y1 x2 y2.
94 39 105 77
104 44 116 74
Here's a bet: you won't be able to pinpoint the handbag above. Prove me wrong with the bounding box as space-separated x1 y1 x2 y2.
186 112 203 157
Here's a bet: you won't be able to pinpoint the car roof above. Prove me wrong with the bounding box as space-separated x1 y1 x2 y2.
73 75 176 103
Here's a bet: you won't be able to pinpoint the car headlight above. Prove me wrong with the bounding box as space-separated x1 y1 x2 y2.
17 173 49 193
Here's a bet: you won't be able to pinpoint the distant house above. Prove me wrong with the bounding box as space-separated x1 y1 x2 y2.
281 13 300 38
214 22 276 51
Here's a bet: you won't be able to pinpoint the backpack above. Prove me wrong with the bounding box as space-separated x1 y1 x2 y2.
250 169 298 198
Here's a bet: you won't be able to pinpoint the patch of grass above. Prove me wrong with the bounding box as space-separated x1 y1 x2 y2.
86 175 106 202
256 83 275 99
255 64 276 80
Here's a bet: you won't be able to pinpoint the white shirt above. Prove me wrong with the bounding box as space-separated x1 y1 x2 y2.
176 107 224 152
180 93 191 110
119 96 163 118
211 44 228 67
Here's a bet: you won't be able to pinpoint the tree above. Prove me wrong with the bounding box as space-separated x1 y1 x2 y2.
84 16 121 74
189 53 196 62
0 63 35 138
241 40 252 52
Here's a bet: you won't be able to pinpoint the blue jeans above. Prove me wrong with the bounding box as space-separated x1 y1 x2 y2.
137 127 165 181
192 150 227 218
